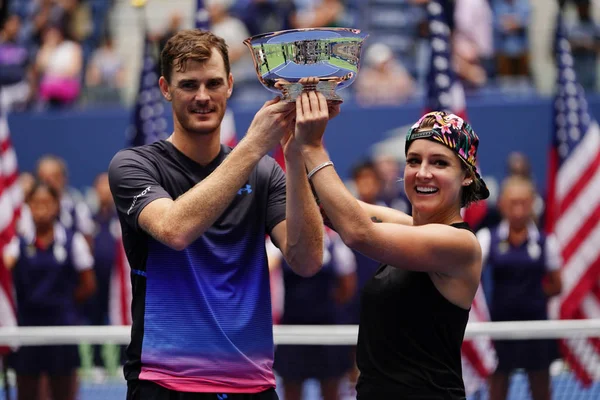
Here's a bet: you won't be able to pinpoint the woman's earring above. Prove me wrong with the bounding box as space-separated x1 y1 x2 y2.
464 179 473 186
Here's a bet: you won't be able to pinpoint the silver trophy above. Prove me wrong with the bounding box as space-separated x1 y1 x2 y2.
244 28 368 103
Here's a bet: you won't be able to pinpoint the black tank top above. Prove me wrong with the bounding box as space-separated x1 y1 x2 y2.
356 222 472 399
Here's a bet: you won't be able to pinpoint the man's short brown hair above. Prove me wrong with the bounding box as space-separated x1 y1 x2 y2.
160 29 230 83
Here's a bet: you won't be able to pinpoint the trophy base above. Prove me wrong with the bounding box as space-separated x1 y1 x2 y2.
279 81 343 103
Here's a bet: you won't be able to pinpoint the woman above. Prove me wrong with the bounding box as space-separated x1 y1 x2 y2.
477 176 561 400
35 25 83 108
3 181 95 400
294 99 489 398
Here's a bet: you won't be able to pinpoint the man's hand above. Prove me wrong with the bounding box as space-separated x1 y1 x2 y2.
246 97 296 154
328 102 341 120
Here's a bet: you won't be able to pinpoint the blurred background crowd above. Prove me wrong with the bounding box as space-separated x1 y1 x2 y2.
0 0 599 109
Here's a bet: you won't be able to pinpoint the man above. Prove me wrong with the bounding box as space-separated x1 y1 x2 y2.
108 29 329 399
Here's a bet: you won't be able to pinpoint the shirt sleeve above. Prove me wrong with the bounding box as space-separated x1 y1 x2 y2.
108 149 172 232
3 236 20 260
545 234 562 272
476 227 491 266
265 158 287 235
331 234 356 276
74 200 95 236
72 232 94 272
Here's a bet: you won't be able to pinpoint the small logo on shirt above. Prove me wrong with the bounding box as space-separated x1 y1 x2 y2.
237 184 252 195
127 186 151 215
216 394 228 400
498 240 509 254
25 244 36 258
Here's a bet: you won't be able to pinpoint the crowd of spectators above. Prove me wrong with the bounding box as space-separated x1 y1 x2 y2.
0 0 598 110
0 0 123 109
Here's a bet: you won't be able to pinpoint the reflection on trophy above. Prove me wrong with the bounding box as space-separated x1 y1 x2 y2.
244 28 368 102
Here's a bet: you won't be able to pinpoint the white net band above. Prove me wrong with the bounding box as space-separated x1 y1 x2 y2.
1 319 599 346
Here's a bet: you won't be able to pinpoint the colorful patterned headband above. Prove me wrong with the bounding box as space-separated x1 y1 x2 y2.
406 111 479 168
405 111 489 200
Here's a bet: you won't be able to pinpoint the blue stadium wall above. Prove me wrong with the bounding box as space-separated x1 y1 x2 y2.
10 95 600 194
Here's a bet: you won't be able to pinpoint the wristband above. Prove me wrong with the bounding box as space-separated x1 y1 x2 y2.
307 161 334 180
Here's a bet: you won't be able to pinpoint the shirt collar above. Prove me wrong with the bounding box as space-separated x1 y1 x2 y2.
28 223 67 247
498 220 540 241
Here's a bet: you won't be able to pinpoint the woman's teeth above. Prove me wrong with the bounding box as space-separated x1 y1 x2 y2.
416 186 439 194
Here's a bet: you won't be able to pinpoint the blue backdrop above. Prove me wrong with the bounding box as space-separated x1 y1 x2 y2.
9 94 600 196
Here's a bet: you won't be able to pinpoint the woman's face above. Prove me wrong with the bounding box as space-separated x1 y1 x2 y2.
404 139 468 216
28 187 59 229
499 182 534 230
42 26 63 46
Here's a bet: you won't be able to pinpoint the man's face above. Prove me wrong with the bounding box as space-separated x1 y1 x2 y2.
4 16 21 41
355 168 381 204
160 48 233 137
37 160 65 194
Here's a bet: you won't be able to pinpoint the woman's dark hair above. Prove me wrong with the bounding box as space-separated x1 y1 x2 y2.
459 163 483 208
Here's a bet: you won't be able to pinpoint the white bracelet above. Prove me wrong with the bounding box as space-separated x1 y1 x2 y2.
307 161 334 180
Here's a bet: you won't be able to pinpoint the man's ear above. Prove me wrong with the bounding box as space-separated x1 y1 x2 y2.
227 72 234 99
158 76 172 101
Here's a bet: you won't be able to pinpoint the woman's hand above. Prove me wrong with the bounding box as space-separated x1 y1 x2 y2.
294 91 330 149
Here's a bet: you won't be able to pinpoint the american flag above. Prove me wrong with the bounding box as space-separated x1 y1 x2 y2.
114 25 170 326
545 16 600 385
0 91 22 355
426 0 466 118
425 0 497 393
273 146 286 171
127 33 170 147
425 0 488 231
109 236 132 326
221 108 238 149
195 0 209 30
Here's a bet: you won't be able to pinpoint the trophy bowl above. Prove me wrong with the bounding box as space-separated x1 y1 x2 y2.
244 28 368 103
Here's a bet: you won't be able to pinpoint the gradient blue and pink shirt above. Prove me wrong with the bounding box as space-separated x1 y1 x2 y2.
108 141 286 393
